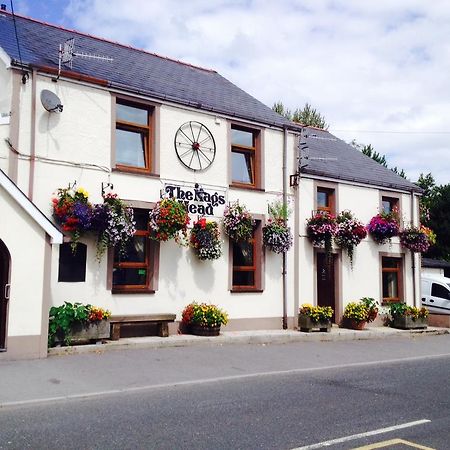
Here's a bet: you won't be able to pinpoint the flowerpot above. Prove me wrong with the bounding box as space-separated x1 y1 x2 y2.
298 314 331 332
55 320 110 345
190 324 221 336
342 318 366 330
391 316 428 330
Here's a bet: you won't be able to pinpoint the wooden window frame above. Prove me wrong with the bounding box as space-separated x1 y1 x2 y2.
314 182 337 215
379 191 401 216
230 123 262 190
109 205 159 294
113 97 155 175
230 219 263 292
380 255 404 304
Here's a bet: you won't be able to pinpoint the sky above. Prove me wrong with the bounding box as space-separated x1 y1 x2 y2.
10 0 450 185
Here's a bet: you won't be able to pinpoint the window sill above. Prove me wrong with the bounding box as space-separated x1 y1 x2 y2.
112 289 156 294
229 183 264 192
230 288 264 293
112 167 160 178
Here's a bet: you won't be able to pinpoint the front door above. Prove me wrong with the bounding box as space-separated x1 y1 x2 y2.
0 240 10 350
317 253 336 322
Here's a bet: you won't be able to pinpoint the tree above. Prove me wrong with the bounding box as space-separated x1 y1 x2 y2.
351 140 407 179
416 173 450 261
272 101 328 129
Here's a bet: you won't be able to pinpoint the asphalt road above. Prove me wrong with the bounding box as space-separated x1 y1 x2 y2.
1 336 450 449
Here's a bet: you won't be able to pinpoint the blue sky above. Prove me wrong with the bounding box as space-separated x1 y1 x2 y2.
10 0 450 185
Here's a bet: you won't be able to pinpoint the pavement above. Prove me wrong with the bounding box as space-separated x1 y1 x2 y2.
48 324 449 356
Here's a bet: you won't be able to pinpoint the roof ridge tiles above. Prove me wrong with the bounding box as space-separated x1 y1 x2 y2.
1 10 216 74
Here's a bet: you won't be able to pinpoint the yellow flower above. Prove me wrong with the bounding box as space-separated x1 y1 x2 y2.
76 187 89 198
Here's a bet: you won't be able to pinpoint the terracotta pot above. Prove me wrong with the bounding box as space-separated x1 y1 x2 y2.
190 324 221 336
342 318 366 330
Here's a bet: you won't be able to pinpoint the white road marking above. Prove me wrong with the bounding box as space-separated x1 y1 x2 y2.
291 419 431 450
352 437 435 449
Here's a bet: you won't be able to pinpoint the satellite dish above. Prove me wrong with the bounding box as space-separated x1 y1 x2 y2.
40 90 63 112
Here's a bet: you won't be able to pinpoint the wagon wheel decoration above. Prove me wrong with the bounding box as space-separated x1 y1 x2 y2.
174 121 216 171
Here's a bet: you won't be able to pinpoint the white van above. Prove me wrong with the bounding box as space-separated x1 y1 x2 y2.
421 275 450 315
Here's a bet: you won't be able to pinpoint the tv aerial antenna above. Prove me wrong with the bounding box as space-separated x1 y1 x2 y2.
54 38 113 80
290 130 338 187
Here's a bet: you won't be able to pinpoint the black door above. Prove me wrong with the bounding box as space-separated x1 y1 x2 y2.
317 253 336 322
0 240 10 350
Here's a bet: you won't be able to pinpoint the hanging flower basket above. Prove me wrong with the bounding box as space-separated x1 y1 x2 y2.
91 193 136 260
52 186 93 251
367 211 399 245
306 211 337 258
334 210 367 267
148 197 190 243
223 201 254 242
190 218 222 260
399 225 432 253
262 199 293 254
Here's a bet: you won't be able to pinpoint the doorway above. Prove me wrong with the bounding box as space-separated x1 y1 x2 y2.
0 240 10 350
317 252 337 322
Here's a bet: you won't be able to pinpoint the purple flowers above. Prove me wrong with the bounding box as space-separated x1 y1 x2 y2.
306 212 337 258
334 211 367 267
223 201 254 241
399 226 431 253
367 212 400 245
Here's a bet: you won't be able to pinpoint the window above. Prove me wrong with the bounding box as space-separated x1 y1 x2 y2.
431 283 450 300
381 257 403 303
231 125 260 188
381 196 399 214
231 221 263 291
115 99 153 173
316 187 335 214
58 243 87 282
112 208 158 292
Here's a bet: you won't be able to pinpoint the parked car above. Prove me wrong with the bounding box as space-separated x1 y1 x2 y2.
421 275 450 314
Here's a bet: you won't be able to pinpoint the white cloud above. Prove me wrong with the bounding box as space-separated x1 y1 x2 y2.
56 0 450 184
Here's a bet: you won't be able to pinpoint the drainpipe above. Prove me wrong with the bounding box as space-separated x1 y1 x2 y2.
28 68 37 201
411 192 417 307
282 126 288 329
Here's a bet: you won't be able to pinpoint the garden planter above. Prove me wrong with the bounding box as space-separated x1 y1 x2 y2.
342 318 366 330
55 320 110 345
391 316 428 330
190 324 221 336
298 314 331 332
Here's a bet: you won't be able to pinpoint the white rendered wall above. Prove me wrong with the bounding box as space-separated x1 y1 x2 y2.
0 188 47 336
0 59 12 173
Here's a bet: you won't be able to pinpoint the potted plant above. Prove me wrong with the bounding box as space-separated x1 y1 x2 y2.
148 197 190 243
91 192 136 260
388 303 429 329
223 201 254 242
298 304 333 332
367 209 400 245
262 199 293 254
334 210 367 267
48 302 111 347
52 186 93 251
189 218 222 260
360 297 379 323
399 225 433 253
306 211 337 259
342 301 369 330
181 302 228 336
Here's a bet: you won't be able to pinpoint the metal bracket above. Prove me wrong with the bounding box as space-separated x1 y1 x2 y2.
289 174 299 187
101 182 113 197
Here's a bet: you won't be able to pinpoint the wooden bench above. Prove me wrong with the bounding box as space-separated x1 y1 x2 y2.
110 314 176 340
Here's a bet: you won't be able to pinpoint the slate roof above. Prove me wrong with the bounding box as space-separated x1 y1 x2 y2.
0 11 421 193
422 258 450 269
300 127 422 193
0 11 292 129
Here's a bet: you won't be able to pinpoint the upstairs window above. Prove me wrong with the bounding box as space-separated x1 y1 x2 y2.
231 125 260 188
115 100 152 173
381 196 399 214
316 187 335 214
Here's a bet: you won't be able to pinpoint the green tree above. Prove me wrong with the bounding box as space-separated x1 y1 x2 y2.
416 173 450 261
272 101 328 129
